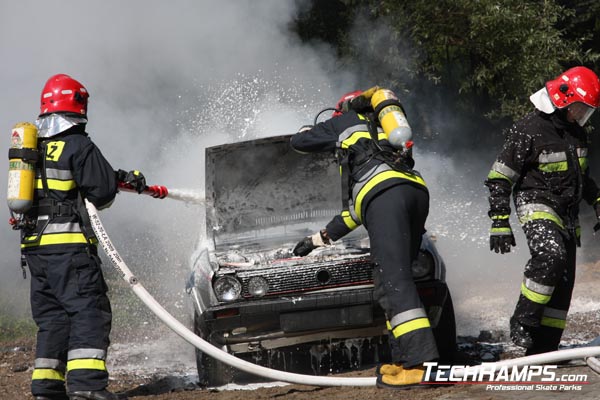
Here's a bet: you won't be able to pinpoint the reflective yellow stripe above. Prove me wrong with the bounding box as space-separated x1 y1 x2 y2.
579 157 588 171
21 233 89 248
541 316 566 329
355 170 426 221
391 317 431 338
340 131 387 149
487 170 512 183
386 320 392 330
521 282 551 304
67 359 107 372
538 161 568 172
518 211 564 230
35 178 77 191
32 369 65 381
341 210 358 229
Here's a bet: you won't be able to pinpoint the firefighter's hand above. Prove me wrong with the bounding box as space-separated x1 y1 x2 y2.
293 230 330 257
489 218 516 254
117 169 147 194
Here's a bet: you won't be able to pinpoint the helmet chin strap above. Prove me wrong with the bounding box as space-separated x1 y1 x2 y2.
35 113 87 138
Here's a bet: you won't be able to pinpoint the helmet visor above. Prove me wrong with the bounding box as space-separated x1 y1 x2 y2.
567 102 595 126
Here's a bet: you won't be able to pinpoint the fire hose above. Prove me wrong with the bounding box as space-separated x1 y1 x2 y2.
85 196 600 387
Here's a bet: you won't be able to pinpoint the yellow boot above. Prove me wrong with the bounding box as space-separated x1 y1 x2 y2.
376 363 404 376
376 364 427 389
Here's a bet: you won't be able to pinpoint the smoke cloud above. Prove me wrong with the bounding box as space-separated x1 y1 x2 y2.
3 1 593 352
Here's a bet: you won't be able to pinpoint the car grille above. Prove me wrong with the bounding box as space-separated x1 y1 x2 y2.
235 257 373 298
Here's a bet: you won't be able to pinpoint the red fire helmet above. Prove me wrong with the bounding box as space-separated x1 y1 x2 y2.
40 74 89 116
332 90 363 117
546 66 600 109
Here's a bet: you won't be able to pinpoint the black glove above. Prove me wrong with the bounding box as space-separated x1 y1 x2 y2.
293 230 330 257
489 217 516 254
117 169 147 194
349 95 372 112
594 202 600 233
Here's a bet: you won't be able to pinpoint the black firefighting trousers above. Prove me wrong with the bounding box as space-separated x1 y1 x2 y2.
365 184 439 367
26 251 112 396
513 219 576 355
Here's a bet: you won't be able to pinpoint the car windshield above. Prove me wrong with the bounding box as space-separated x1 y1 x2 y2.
205 135 352 248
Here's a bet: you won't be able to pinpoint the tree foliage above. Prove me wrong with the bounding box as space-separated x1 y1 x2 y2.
293 0 600 126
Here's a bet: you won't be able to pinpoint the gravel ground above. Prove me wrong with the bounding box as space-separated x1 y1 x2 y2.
2 262 600 400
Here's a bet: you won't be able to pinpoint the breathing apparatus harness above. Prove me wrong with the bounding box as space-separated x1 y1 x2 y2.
314 97 415 215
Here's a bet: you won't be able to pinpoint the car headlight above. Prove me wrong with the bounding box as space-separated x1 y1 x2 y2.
247 276 269 297
412 251 434 280
213 275 242 302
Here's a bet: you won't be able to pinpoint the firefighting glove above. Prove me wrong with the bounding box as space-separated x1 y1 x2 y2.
489 217 516 254
117 169 147 194
594 202 600 233
293 229 331 257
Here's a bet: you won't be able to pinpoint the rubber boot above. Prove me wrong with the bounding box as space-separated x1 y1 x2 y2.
376 364 426 389
67 389 123 400
376 363 404 377
34 396 69 400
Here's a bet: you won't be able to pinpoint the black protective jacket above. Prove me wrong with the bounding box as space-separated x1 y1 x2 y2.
485 110 600 234
21 125 118 254
290 110 428 241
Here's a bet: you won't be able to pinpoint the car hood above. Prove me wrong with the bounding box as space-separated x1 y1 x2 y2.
205 135 353 250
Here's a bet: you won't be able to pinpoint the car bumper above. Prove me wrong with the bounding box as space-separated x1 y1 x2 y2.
199 280 451 350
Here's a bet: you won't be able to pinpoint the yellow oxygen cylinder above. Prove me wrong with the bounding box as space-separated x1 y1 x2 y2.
371 89 412 149
7 122 38 213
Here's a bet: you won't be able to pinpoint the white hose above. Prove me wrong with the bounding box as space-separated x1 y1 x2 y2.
85 199 600 386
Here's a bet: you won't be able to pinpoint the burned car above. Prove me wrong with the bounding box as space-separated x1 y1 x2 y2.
187 134 456 386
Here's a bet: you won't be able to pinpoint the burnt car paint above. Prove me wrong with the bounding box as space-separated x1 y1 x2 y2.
188 134 456 386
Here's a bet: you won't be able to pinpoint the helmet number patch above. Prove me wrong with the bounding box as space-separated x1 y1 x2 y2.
45 141 65 162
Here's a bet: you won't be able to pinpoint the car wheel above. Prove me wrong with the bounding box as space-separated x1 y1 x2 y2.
193 311 235 386
433 290 457 363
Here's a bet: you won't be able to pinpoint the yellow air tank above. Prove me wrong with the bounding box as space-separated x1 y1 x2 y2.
371 89 412 149
7 122 38 213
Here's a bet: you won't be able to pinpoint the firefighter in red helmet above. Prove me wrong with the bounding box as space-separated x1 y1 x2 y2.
21 74 154 400
291 88 438 389
485 66 600 355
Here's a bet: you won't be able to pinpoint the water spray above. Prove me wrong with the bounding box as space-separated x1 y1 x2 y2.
118 182 205 205
85 198 600 387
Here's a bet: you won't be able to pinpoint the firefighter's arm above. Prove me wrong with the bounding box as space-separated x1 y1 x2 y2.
290 118 339 153
484 124 528 253
73 140 118 209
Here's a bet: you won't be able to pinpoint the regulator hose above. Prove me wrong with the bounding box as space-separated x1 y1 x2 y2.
85 199 600 386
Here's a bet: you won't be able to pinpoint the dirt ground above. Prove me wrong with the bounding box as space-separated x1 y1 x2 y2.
3 262 600 400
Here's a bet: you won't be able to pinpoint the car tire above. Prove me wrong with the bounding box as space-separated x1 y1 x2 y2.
433 290 457 363
193 311 235 387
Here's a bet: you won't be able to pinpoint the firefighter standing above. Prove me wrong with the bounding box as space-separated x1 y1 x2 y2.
290 89 438 389
485 66 600 355
18 74 150 400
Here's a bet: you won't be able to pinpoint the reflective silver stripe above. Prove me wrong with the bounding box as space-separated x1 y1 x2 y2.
44 168 74 180
543 307 567 320
490 161 519 182
35 358 66 371
68 348 106 361
577 148 588 157
524 278 554 296
43 222 83 234
351 163 391 199
390 308 428 328
516 203 561 221
337 124 369 144
538 151 566 163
